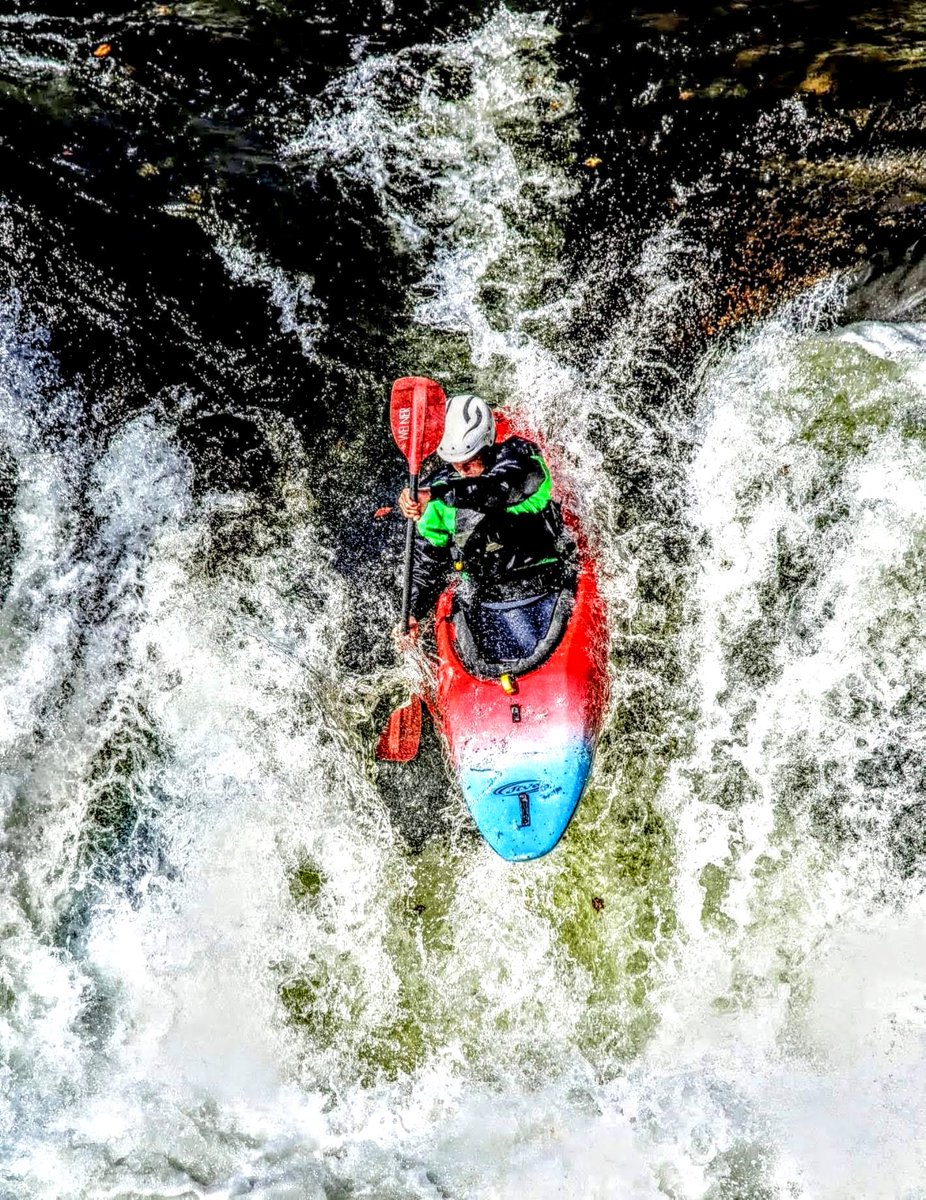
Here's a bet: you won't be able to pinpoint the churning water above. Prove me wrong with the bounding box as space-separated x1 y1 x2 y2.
1 4 925 1198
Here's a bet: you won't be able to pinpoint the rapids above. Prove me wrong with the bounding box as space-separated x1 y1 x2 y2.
1 4 925 1197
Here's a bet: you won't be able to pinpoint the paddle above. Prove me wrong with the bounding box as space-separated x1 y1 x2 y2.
375 690 422 763
375 376 446 763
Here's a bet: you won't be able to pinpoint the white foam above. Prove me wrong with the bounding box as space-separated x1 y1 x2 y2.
213 236 326 360
646 297 926 1196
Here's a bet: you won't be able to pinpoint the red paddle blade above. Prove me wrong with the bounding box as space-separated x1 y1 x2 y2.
375 695 423 762
390 377 446 474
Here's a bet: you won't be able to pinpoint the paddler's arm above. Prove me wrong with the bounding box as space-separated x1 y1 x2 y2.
438 440 549 512
407 532 451 632
396 487 454 640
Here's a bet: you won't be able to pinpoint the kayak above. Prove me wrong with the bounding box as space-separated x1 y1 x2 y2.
428 419 609 861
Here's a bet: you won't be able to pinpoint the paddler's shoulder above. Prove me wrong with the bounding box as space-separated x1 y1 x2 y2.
492 434 543 461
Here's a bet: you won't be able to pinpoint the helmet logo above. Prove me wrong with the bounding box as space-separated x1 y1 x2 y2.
437 394 495 463
461 396 482 437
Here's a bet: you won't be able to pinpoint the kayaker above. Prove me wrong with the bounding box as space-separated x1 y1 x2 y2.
397 394 571 644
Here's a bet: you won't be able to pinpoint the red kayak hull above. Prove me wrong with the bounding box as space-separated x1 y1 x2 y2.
429 424 609 860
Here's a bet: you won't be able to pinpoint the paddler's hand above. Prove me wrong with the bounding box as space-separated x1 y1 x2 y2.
392 615 420 650
398 488 431 522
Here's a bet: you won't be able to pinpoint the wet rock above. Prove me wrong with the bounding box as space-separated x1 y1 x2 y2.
560 1 926 338
843 241 926 321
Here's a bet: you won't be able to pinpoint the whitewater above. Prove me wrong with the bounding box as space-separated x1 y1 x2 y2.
1 7 925 1198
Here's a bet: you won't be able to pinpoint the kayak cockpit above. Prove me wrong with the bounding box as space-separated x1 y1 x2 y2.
451 581 576 681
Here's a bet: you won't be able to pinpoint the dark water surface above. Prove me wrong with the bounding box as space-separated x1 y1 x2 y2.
2 2 924 592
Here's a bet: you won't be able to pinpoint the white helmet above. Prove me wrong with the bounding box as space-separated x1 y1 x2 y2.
436 394 495 463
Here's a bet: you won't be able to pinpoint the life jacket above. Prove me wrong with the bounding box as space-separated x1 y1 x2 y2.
411 436 569 612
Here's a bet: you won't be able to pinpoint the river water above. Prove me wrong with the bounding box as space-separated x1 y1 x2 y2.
1 3 925 1197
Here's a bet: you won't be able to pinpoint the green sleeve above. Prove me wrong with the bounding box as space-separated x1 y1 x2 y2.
417 496 457 547
506 455 553 515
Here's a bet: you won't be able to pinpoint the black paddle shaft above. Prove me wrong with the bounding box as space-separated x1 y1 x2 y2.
400 471 419 632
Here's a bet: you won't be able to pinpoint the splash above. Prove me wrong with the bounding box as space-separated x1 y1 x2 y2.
646 288 926 1197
